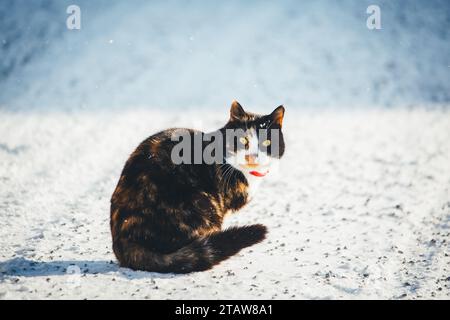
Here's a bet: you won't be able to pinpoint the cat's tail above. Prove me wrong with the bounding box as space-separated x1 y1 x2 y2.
115 224 267 273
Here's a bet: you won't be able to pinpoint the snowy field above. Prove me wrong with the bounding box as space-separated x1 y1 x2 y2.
1 0 449 300
0 107 449 299
1 0 449 110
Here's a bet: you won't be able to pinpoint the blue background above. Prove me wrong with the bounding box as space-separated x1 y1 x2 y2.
1 0 449 111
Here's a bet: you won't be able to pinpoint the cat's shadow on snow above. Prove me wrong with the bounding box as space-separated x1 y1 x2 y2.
0 257 181 279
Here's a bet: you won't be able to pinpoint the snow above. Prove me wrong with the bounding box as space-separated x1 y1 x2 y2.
0 0 449 299
1 108 449 299
1 0 449 110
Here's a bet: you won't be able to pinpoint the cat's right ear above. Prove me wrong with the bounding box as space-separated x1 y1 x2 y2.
230 100 246 121
270 105 285 127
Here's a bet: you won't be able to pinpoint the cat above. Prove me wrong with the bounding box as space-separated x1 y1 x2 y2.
110 100 285 273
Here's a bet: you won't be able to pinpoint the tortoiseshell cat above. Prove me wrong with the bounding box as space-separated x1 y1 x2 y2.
110 101 285 273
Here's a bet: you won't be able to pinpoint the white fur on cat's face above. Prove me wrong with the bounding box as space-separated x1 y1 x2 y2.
225 128 279 179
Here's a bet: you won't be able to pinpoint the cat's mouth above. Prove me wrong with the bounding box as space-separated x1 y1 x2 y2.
238 164 269 177
249 170 268 177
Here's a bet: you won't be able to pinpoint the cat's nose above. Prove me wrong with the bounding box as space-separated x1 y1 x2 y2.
245 154 258 165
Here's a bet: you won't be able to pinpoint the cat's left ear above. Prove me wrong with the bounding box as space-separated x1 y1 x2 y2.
270 105 285 127
230 100 246 121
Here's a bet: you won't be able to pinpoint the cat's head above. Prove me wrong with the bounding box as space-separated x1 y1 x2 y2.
223 100 285 178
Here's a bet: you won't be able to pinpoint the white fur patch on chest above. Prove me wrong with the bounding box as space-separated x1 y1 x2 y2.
243 171 263 201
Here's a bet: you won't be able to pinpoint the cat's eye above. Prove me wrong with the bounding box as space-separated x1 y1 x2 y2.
262 139 271 147
239 137 248 145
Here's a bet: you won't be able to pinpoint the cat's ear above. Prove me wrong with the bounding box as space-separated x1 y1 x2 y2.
270 105 285 127
230 100 246 121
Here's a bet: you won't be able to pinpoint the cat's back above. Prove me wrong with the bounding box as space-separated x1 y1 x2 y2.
128 127 199 165
111 127 214 208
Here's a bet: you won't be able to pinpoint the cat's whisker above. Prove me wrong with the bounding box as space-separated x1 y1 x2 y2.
224 166 236 193
266 116 277 130
219 165 233 189
220 165 232 190
219 164 230 176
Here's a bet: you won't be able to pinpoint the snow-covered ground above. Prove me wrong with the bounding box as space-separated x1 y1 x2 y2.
0 107 449 299
1 0 449 300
